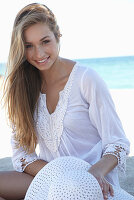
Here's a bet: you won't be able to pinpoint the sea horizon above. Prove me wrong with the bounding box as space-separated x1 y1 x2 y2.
0 55 134 89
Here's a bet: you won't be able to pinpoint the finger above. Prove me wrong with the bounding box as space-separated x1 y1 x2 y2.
102 183 109 200
99 180 104 191
103 192 108 200
92 176 103 191
109 184 114 197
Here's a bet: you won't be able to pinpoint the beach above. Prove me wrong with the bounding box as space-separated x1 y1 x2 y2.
0 77 134 195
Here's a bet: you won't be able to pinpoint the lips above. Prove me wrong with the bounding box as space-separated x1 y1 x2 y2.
36 56 49 63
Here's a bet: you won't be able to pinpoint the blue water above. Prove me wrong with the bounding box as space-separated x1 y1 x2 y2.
75 56 134 89
0 56 134 89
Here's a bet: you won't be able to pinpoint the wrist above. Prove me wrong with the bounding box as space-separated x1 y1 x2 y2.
24 159 48 177
88 155 118 177
88 165 105 177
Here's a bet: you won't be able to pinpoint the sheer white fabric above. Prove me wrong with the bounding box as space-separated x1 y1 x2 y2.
11 133 38 172
11 63 130 186
25 156 134 200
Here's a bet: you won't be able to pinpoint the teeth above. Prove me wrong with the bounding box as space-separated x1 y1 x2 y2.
38 57 48 63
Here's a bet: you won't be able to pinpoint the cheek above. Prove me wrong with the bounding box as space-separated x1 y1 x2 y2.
51 43 60 54
25 50 32 61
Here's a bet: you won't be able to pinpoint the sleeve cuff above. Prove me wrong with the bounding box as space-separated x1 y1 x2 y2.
12 153 38 172
103 143 129 173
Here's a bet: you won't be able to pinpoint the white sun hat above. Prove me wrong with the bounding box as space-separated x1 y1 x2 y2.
25 156 103 200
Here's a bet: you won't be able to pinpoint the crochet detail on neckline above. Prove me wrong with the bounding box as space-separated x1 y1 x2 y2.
34 64 78 153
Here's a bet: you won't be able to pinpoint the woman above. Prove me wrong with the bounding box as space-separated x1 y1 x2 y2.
0 3 133 200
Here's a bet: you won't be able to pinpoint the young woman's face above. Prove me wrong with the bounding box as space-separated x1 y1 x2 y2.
24 23 60 71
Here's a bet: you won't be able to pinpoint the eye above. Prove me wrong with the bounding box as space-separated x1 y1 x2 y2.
25 44 33 49
43 40 50 44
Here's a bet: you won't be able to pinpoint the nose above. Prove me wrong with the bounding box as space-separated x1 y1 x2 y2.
34 46 45 59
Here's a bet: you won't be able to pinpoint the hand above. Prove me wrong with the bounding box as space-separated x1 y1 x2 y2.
88 168 114 200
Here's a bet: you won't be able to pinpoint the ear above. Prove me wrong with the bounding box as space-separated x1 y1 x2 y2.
58 33 62 37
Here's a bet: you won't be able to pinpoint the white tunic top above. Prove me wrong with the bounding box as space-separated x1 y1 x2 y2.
11 63 130 186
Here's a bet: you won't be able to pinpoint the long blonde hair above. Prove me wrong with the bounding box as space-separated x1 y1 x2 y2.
4 3 60 153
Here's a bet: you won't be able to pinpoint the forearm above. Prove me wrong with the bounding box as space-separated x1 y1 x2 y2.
88 154 118 176
24 159 48 177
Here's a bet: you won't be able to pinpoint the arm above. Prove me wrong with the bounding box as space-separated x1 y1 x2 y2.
24 159 48 177
88 154 117 200
89 154 118 177
81 68 130 199
81 67 130 171
11 131 48 176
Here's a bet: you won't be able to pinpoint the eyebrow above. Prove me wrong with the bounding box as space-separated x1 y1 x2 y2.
25 36 50 44
40 36 50 41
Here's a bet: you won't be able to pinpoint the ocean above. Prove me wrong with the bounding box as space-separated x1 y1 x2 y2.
0 56 134 89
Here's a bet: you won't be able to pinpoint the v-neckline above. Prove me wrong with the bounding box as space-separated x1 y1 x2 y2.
40 63 77 116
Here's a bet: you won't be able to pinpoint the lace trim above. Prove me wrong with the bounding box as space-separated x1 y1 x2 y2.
103 143 129 173
20 158 38 171
34 64 78 153
12 153 38 172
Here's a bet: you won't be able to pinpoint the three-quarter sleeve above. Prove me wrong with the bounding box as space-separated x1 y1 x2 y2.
80 67 130 172
11 132 38 172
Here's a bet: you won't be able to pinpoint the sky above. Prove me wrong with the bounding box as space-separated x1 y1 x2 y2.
0 0 134 62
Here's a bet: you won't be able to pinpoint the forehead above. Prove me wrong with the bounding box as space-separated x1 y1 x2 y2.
24 23 54 42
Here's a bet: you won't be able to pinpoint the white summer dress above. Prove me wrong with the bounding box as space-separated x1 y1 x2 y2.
11 63 134 199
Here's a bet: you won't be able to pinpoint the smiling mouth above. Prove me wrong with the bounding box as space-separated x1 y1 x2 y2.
37 57 49 63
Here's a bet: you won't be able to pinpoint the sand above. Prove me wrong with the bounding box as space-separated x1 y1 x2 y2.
0 76 134 195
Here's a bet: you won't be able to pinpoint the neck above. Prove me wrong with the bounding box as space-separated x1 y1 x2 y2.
40 57 65 86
